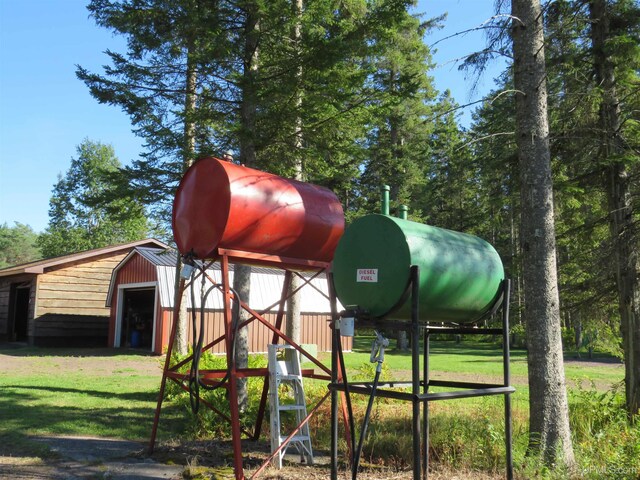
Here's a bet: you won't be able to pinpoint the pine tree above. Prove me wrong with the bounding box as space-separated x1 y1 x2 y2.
356 10 439 219
588 0 640 418
541 0 640 413
419 92 482 231
469 77 523 324
77 0 231 223
79 0 417 412
511 0 575 466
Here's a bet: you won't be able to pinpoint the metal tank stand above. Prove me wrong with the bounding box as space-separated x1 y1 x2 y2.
329 267 515 480
149 249 341 480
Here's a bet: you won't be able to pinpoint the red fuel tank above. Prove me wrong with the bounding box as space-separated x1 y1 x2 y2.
172 157 345 262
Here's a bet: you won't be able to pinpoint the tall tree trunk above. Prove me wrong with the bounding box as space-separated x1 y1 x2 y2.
386 68 409 352
174 41 198 356
511 0 575 467
574 311 583 356
233 2 260 412
286 0 304 353
590 0 640 418
233 264 251 413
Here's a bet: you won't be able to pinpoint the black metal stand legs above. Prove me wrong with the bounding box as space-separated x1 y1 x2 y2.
410 266 421 480
330 270 515 480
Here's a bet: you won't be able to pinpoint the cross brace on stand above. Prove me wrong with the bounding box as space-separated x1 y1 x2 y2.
148 249 352 480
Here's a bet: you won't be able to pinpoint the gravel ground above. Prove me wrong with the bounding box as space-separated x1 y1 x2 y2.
0 435 183 479
0 436 505 480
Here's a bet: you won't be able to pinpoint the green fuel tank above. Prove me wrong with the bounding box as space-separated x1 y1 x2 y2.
331 214 504 322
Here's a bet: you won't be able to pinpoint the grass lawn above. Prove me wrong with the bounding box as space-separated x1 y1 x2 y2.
306 335 623 404
0 340 635 479
302 336 635 478
1 340 623 444
341 335 622 381
0 347 185 457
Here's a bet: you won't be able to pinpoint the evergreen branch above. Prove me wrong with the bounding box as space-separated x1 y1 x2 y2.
429 25 506 48
302 91 381 133
435 48 514 72
421 89 521 124
455 132 514 151
429 14 522 48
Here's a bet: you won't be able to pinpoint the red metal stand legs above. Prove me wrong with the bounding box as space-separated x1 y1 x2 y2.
148 251 336 480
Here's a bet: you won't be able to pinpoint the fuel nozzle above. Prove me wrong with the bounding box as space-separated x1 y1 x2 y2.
370 330 389 367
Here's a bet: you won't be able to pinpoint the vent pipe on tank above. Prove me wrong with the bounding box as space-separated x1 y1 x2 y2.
399 205 408 220
381 185 390 216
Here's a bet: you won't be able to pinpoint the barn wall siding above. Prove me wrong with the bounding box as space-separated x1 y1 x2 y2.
113 253 157 286
0 241 166 346
159 309 350 355
158 308 172 353
36 254 127 318
0 282 7 337
30 252 126 344
29 276 39 341
33 314 109 347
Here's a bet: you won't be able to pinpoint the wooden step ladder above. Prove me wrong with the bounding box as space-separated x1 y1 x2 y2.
268 344 313 468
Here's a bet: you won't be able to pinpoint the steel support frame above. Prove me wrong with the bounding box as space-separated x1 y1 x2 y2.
149 249 336 480
330 267 514 480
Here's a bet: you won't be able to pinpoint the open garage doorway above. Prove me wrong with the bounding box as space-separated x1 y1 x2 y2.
116 285 156 351
9 283 30 342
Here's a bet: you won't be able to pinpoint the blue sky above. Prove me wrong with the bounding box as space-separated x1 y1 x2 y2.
0 0 507 233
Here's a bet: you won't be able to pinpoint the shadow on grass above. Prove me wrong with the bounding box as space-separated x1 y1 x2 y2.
0 388 187 456
0 430 59 459
2 384 157 402
563 353 623 365
0 344 160 358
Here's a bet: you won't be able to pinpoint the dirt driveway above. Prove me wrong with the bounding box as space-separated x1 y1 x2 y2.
0 435 183 479
0 436 502 480
0 345 164 377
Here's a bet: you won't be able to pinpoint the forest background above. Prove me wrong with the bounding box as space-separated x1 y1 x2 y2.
1 0 637 369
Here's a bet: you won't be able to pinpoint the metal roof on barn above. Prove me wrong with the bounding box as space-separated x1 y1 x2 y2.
107 247 335 313
134 246 177 267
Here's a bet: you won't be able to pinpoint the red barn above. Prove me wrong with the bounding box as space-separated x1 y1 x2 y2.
106 247 348 355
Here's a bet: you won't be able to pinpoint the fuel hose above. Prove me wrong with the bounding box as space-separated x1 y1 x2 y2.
352 331 388 480
188 265 242 414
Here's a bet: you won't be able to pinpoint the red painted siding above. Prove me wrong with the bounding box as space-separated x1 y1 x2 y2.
108 253 158 347
116 254 157 285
